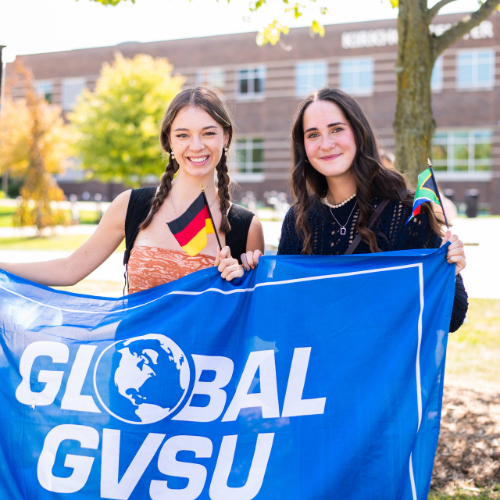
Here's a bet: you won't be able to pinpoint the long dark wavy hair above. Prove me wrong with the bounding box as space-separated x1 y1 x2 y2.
291 87 443 254
140 87 233 233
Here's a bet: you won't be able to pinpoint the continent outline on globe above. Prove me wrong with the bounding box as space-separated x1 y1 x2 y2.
93 334 191 425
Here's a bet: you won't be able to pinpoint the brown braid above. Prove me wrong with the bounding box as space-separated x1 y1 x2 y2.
139 155 178 230
216 149 232 234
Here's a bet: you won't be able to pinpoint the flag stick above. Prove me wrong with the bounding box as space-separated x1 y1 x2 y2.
427 158 449 228
201 184 222 250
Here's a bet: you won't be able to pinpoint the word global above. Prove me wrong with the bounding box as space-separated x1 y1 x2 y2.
15 340 327 499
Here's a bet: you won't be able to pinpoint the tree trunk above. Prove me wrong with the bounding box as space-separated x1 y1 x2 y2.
394 0 436 185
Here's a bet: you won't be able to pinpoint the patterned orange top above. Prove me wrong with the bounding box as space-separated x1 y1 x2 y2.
127 246 216 294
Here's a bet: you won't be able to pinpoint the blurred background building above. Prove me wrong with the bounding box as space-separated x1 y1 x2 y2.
6 11 500 213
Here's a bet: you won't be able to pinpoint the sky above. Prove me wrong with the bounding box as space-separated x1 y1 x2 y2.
0 0 486 63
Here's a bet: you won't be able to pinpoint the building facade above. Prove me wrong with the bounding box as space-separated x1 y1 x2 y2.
7 12 500 213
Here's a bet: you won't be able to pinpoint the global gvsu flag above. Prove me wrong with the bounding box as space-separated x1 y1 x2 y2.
0 247 455 500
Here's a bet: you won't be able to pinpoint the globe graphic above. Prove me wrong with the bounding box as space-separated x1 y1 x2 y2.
94 334 190 424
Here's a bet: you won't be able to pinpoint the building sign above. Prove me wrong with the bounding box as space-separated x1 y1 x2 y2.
430 20 493 40
342 20 494 49
341 28 398 49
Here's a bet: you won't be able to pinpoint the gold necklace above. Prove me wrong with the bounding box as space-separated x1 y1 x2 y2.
170 193 218 216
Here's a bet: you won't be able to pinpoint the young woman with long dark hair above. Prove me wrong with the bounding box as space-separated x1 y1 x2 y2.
0 87 265 292
245 87 467 331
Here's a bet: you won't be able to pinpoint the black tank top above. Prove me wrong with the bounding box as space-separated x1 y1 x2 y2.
123 187 255 266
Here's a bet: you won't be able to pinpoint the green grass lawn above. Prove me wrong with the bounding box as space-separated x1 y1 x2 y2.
0 206 16 227
0 234 125 252
79 210 102 224
429 486 500 499
445 298 500 386
0 206 101 227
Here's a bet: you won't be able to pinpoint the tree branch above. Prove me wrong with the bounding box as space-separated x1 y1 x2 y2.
427 0 458 22
434 0 500 55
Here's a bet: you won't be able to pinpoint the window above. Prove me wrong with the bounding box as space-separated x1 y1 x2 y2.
236 67 265 98
196 68 225 90
295 61 328 97
61 77 86 110
35 80 54 103
432 130 491 172
431 56 443 92
456 49 494 89
339 58 373 95
235 138 264 175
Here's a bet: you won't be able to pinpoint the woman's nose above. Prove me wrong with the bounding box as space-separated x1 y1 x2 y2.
190 136 204 151
320 136 335 150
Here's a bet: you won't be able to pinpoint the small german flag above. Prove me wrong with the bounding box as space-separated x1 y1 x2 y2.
167 193 215 256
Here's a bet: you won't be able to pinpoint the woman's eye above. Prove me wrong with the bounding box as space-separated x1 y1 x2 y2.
175 133 188 138
307 133 319 139
331 127 343 134
204 131 216 136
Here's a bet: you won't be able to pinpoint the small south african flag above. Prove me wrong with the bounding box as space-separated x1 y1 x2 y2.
406 167 441 224
167 193 215 256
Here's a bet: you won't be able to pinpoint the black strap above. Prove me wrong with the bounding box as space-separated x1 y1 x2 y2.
124 187 156 266
226 204 255 263
344 199 391 255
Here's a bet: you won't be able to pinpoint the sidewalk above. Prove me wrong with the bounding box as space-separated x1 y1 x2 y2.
0 218 498 299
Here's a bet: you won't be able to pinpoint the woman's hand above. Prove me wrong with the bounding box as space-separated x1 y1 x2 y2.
441 229 466 275
215 246 244 281
240 250 263 271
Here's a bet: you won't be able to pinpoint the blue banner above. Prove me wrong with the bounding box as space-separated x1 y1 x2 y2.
0 247 454 500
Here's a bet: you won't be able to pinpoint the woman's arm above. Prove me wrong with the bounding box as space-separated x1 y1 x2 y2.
0 190 131 286
277 207 302 255
449 273 468 333
241 216 265 270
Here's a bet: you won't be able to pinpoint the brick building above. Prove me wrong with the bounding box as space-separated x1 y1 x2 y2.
7 12 500 213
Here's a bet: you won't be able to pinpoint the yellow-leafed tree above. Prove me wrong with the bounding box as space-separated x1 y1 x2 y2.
0 61 71 231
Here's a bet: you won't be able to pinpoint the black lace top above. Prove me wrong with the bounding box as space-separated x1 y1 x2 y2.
278 196 468 332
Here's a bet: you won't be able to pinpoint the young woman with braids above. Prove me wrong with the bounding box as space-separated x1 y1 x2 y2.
0 87 265 292
246 87 468 332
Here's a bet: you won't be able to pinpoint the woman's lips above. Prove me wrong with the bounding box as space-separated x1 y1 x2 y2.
321 153 342 161
186 155 210 166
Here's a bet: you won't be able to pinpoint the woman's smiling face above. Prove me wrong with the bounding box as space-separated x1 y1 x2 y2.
169 105 228 178
302 99 357 182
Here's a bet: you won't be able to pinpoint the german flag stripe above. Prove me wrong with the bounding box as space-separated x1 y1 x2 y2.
181 226 209 257
167 194 206 235
171 207 209 247
205 217 215 234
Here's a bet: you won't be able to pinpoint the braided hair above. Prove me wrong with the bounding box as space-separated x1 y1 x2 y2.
140 87 233 232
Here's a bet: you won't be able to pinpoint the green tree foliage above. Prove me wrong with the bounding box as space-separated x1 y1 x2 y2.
70 53 184 186
1 61 70 231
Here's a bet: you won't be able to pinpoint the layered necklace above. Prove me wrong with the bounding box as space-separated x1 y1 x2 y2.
323 194 357 236
322 193 356 209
